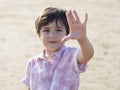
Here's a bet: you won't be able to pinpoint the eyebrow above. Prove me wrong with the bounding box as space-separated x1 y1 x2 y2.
43 26 64 29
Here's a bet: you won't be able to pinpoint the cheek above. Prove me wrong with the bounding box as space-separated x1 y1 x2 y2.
40 33 48 38
41 36 48 41
40 35 48 43
41 37 48 46
60 33 67 37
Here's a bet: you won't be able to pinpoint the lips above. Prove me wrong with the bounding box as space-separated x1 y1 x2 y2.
49 41 58 43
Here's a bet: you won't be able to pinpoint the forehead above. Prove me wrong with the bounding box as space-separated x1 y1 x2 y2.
43 20 65 28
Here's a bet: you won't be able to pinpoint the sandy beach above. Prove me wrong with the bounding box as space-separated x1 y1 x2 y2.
0 0 120 90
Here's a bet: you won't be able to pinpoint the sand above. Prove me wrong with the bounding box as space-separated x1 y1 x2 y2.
0 0 120 90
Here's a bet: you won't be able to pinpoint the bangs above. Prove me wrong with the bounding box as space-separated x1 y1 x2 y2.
41 13 64 27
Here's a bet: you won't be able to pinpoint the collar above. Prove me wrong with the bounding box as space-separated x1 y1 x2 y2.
53 45 66 59
36 45 66 62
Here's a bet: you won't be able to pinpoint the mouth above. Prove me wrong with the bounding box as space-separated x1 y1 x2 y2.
49 41 58 43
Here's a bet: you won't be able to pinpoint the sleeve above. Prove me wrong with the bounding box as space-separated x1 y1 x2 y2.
72 48 87 74
22 59 32 87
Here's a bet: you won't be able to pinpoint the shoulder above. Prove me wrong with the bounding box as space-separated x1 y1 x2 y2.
64 47 80 54
26 54 42 67
60 46 80 62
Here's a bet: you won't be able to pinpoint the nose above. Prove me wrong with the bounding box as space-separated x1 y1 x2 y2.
49 31 56 38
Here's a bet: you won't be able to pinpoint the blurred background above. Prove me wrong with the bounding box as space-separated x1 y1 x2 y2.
0 0 120 90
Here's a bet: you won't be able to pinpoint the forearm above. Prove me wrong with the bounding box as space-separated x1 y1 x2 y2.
77 36 94 64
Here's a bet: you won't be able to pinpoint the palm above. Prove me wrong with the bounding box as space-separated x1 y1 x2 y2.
62 10 88 43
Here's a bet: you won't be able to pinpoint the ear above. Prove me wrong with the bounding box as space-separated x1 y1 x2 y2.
39 34 41 37
39 35 41 40
38 32 41 37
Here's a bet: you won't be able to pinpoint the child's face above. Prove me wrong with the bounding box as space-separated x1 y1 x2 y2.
40 20 67 53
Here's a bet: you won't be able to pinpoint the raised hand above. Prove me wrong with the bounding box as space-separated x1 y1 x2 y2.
62 10 88 43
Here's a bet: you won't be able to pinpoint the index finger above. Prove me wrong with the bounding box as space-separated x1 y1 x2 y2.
66 10 74 26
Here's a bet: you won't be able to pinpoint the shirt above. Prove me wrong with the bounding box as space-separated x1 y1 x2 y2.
22 45 87 90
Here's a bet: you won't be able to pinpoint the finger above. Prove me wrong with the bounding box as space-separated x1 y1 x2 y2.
66 10 75 25
66 11 73 26
69 10 76 24
84 13 88 24
61 35 71 43
73 10 81 23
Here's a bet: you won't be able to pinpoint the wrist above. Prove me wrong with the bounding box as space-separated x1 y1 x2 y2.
77 36 88 43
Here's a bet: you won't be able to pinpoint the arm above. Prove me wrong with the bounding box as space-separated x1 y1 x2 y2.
62 10 94 64
77 36 94 64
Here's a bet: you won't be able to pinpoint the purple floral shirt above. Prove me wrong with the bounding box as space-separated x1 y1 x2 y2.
22 46 87 90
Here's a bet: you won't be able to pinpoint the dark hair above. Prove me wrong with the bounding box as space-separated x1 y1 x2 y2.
35 7 69 36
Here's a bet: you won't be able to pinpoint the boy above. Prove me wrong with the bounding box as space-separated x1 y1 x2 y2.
22 7 94 90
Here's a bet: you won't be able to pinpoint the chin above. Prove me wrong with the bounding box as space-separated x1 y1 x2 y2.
48 47 60 52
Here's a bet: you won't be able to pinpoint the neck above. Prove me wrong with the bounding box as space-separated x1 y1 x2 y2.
45 49 57 57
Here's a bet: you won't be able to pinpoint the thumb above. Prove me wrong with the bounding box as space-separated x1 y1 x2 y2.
61 35 71 43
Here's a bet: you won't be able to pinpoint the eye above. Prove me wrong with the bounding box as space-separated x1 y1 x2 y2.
43 29 49 32
57 29 62 32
